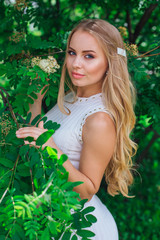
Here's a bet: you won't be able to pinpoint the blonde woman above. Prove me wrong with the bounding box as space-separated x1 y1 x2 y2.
16 19 137 239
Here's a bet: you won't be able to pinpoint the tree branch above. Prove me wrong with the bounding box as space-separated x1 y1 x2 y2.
56 0 60 13
0 188 8 204
132 3 158 43
126 10 133 43
0 87 19 129
137 130 160 163
134 45 160 59
113 11 120 21
134 52 160 59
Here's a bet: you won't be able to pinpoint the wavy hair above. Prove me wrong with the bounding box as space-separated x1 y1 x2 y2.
58 19 137 197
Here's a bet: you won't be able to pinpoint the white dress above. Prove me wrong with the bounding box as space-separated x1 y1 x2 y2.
46 92 119 240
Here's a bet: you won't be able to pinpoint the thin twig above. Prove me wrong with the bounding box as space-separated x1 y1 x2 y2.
0 87 19 129
0 143 12 146
0 188 8 204
29 180 53 207
28 156 35 194
134 45 160 59
36 180 53 199
11 196 16 220
8 155 20 190
22 50 65 59
134 52 160 59
32 50 65 57
5 220 16 240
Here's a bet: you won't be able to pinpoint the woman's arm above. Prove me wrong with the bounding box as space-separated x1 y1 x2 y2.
64 112 116 200
29 99 42 122
16 112 116 201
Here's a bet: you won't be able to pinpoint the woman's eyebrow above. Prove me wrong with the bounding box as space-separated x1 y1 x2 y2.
68 46 96 53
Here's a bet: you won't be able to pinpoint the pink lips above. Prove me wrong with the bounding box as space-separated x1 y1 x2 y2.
72 71 85 79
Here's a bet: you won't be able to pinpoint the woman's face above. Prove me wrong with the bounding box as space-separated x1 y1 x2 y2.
66 30 108 96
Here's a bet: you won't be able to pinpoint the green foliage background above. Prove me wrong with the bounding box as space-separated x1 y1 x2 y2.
0 0 160 239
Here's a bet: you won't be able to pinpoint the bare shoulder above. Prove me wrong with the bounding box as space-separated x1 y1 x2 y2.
84 111 115 132
82 112 116 143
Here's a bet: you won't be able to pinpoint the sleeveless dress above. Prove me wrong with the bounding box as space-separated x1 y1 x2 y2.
46 92 119 240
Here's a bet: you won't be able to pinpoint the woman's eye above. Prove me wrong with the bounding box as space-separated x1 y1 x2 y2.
85 54 94 59
68 50 76 56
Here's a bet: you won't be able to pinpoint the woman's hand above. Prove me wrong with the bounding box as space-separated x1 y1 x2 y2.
34 84 49 103
16 121 55 149
28 82 49 123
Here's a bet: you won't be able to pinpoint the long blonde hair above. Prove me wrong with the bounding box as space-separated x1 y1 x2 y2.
58 19 137 197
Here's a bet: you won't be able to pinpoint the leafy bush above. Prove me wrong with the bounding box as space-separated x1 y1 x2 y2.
0 112 96 240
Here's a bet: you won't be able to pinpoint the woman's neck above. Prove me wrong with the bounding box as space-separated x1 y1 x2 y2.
76 86 102 98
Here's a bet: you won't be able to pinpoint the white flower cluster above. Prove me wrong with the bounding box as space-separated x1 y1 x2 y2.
31 56 60 74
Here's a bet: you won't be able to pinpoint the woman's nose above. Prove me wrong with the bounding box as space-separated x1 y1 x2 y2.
72 56 82 68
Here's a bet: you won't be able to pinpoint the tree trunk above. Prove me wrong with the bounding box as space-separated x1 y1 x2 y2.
132 3 158 43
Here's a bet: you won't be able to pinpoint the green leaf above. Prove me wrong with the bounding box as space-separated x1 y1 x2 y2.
39 116 47 124
0 236 7 240
17 164 30 177
44 120 60 130
29 151 40 168
59 154 68 164
27 96 34 104
61 181 83 191
25 136 34 142
52 211 71 221
79 199 88 208
67 198 81 208
36 129 54 146
65 191 79 198
46 96 50 106
71 235 78 240
31 114 41 126
26 112 32 124
5 130 24 145
57 165 67 174
49 221 57 235
46 146 58 158
26 71 37 79
81 206 95 215
29 92 38 100
76 229 95 238
19 145 30 158
17 67 28 76
37 68 47 82
40 226 50 240
0 158 14 168
35 168 44 179
41 86 48 95
85 214 97 223
61 231 72 240
24 102 30 112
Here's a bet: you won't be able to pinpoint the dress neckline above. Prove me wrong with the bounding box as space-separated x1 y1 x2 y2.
77 93 102 102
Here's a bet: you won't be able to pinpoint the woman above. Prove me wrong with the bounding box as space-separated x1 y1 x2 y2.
16 19 137 239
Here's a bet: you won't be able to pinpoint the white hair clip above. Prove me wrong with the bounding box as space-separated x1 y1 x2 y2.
117 47 126 57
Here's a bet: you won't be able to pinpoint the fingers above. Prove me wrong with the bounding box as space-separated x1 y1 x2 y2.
16 126 46 140
16 126 54 150
38 121 44 129
24 140 40 148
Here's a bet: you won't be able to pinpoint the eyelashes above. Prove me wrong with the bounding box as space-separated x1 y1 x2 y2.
67 50 95 59
85 54 94 59
68 50 76 56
